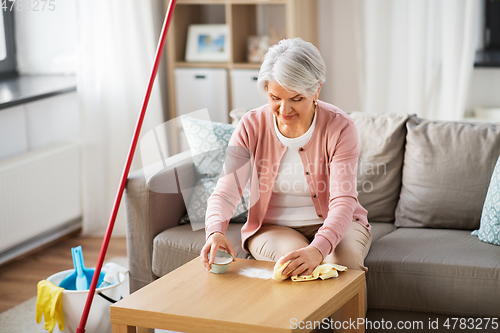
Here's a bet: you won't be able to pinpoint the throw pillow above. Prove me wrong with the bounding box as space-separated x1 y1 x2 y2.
471 155 500 245
395 116 500 230
349 112 409 222
179 115 250 226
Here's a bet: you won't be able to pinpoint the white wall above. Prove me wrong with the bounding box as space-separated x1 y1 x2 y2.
14 0 77 74
0 92 80 160
0 105 27 160
1 2 81 253
466 69 500 113
318 0 361 112
25 92 80 149
318 0 499 117
464 0 500 116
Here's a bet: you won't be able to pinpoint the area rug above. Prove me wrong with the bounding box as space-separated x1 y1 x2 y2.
0 257 178 333
0 296 45 333
0 296 176 333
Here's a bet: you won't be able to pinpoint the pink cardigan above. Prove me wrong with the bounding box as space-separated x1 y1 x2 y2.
205 101 370 259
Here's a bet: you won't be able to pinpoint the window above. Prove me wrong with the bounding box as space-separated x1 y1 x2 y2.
0 13 7 59
0 10 16 77
0 9 16 76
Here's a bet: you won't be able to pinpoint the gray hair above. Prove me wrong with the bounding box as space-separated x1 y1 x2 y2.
258 38 326 97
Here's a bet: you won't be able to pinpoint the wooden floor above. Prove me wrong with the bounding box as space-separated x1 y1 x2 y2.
0 230 127 314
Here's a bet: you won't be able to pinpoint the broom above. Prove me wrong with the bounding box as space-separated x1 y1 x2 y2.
76 0 177 331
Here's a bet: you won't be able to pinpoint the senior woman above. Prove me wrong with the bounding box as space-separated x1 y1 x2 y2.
201 38 371 279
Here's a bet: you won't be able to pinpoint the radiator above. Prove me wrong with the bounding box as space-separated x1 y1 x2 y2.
0 141 82 256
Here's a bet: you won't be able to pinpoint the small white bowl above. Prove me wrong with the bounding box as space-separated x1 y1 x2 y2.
209 250 233 274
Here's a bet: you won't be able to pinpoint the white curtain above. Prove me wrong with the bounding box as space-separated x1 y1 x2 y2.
355 0 480 120
76 0 166 236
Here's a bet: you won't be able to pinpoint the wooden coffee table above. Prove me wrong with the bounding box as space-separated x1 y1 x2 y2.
110 258 366 333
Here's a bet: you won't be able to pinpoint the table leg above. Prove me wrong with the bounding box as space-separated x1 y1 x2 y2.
342 285 365 333
112 323 137 333
331 308 344 333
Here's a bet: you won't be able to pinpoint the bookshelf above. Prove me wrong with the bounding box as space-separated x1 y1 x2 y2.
164 0 318 153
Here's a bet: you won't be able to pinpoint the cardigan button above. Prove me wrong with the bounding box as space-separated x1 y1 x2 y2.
318 214 323 218
313 194 317 198
299 147 304 151
305 171 310 175
356 218 360 221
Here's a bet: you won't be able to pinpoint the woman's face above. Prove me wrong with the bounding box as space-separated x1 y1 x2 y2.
267 81 320 132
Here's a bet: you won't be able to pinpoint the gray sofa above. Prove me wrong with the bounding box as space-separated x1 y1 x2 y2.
125 112 500 330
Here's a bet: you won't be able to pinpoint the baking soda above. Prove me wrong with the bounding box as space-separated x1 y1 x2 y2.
213 257 232 265
238 267 273 280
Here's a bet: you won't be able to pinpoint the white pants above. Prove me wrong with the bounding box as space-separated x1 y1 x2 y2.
247 221 372 271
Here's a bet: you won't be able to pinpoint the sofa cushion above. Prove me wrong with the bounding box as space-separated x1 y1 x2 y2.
472 154 500 246
365 228 500 316
369 222 397 243
152 222 394 278
396 116 500 230
350 112 409 222
152 223 252 277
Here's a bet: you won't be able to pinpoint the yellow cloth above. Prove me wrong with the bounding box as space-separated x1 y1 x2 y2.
272 261 348 281
36 280 65 333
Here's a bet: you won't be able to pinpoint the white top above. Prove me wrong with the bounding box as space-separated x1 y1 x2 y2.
263 110 324 227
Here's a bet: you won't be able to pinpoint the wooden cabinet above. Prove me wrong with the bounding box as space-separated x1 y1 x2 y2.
165 0 318 153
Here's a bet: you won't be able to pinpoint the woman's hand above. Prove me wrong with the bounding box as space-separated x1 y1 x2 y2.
200 232 236 271
277 246 323 277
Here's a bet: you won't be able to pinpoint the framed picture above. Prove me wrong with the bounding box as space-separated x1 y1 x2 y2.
185 24 230 62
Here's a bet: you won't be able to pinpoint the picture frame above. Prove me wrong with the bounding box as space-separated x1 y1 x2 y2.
185 24 230 62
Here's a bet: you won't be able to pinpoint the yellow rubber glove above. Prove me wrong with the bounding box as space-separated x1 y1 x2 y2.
36 280 65 333
273 261 348 281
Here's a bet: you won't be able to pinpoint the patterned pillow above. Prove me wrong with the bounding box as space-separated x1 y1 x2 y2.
471 155 500 246
179 116 249 227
